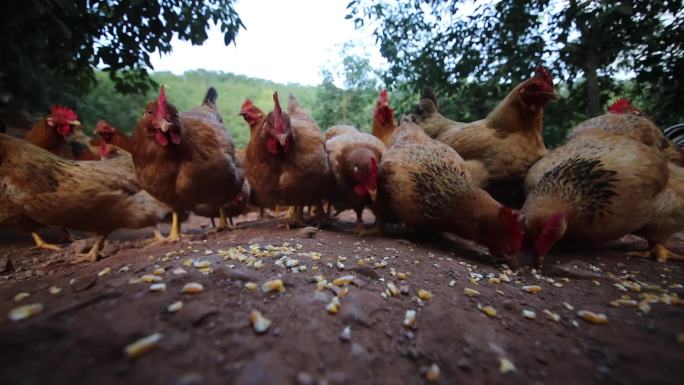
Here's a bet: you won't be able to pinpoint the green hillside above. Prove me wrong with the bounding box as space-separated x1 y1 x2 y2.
78 70 319 148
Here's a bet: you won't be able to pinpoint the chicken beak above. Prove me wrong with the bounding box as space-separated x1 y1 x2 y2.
158 119 171 133
367 188 377 203
69 120 82 126
277 134 288 147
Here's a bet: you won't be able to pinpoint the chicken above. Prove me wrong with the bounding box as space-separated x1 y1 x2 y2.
521 129 676 267
244 92 333 226
379 120 524 264
325 124 385 234
95 120 134 153
429 67 558 207
410 86 467 139
25 106 99 160
371 90 398 146
132 86 244 241
0 133 171 262
569 99 684 166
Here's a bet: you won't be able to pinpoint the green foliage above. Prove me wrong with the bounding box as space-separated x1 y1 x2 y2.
78 70 318 148
313 44 383 133
0 0 243 113
347 0 684 146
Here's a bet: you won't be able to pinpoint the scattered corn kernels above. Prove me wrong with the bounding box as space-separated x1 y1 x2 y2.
332 275 355 286
193 260 210 268
253 260 264 270
326 297 341 314
250 310 272 334
417 289 433 301
396 272 407 280
577 310 608 324
48 286 62 295
172 267 187 275
8 303 43 321
500 358 516 374
522 285 542 294
153 268 165 276
261 279 286 293
149 283 166 292
543 309 561 322
387 282 400 297
404 309 417 329
14 292 30 301
245 282 258 291
522 309 536 320
181 282 204 294
167 301 183 313
98 267 111 277
340 325 351 341
464 288 480 297
426 363 440 383
562 302 574 311
125 333 162 359
481 305 497 318
141 274 162 283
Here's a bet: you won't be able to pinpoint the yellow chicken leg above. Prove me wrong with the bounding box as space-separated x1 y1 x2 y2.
217 206 230 230
284 206 306 229
31 232 62 251
628 243 684 262
167 211 181 242
354 210 365 235
71 235 106 264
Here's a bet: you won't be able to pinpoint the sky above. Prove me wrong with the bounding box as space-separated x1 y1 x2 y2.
150 0 387 86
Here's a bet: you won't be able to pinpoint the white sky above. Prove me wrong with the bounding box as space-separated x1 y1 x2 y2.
150 0 386 86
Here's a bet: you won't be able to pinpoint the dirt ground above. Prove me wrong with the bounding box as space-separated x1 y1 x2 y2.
0 211 683 385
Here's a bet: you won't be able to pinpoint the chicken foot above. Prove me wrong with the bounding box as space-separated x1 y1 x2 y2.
284 206 306 229
354 210 365 235
151 211 182 243
71 235 106 264
628 243 684 262
31 232 62 251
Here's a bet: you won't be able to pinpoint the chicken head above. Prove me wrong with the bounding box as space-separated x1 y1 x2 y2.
142 85 182 147
46 106 80 137
263 92 292 155
518 66 559 111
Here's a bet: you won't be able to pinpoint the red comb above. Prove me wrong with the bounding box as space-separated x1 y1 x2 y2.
370 156 378 175
273 92 281 116
156 85 168 120
272 92 286 134
49 105 78 122
379 89 388 104
534 66 553 86
499 207 524 255
534 212 566 256
241 99 254 113
608 98 640 114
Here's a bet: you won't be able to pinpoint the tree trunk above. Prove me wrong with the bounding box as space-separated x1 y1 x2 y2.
584 51 601 117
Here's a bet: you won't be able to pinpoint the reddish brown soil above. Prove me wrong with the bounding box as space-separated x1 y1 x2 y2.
0 212 682 385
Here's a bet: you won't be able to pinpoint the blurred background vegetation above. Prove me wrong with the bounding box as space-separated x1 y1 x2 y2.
1 0 682 149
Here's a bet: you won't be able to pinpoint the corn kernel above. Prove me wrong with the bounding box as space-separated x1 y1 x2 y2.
404 309 417 329
577 310 608 324
500 358 516 374
125 333 162 359
167 301 183 313
426 363 440 383
14 292 30 301
141 274 162 283
149 283 166 292
48 286 61 295
153 268 165 276
261 279 286 293
193 260 210 268
250 310 272 334
181 282 204 294
396 272 407 280
522 285 542 293
333 275 355 286
245 282 257 291
98 267 111 277
387 282 400 297
481 305 497 318
417 289 433 301
464 288 480 297
8 303 43 321
522 309 536 320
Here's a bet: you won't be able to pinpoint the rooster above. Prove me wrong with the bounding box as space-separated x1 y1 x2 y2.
521 128 682 266
132 86 244 241
326 125 385 234
570 99 684 166
371 90 398 146
379 119 524 265
25 106 98 160
426 67 558 207
244 92 333 226
410 86 467 139
0 133 171 262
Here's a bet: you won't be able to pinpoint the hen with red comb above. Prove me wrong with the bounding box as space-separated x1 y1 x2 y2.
244 92 333 227
426 66 557 208
379 120 524 265
132 85 244 241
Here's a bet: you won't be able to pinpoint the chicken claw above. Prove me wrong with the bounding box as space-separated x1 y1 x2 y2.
216 207 231 231
151 211 182 243
71 236 105 264
282 206 305 229
31 232 62 252
628 243 684 262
